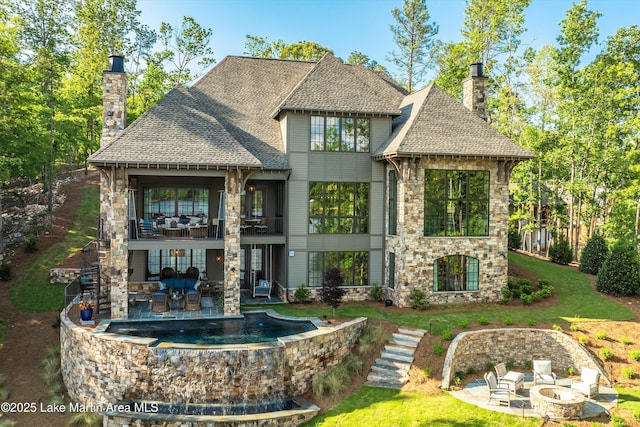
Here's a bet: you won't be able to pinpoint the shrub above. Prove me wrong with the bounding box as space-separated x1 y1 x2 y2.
621 367 636 380
505 361 515 371
368 283 383 301
441 328 454 341
357 325 391 357
457 319 468 329
610 415 626 427
552 324 563 331
432 343 444 357
597 241 640 296
579 233 609 275
500 286 513 304
294 285 311 303
520 293 533 305
466 366 477 375
517 278 531 288
600 348 613 361
620 337 632 346
595 331 607 340
484 362 494 371
519 284 533 295
578 335 588 345
23 235 38 253
409 289 429 310
570 323 579 332
478 316 489 326
320 268 347 317
566 366 575 376
549 236 573 265
502 316 512 326
508 225 521 250
630 350 640 362
0 262 11 281
524 360 532 370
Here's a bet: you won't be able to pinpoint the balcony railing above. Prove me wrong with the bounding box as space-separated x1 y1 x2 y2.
130 217 283 240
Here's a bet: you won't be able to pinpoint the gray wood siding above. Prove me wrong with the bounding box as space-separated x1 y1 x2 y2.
287 181 309 236
370 117 392 153
286 112 310 153
369 249 383 286
369 181 384 236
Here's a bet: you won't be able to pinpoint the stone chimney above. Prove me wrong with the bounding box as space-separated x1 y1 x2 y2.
462 62 488 121
101 54 127 146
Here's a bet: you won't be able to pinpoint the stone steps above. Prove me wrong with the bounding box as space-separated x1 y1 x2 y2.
365 327 427 389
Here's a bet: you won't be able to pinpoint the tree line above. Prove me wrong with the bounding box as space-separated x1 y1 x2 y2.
2 0 640 263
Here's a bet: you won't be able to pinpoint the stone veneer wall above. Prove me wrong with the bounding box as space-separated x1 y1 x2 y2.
50 268 81 284
224 169 242 315
61 312 365 418
385 158 509 308
283 286 372 303
441 328 608 389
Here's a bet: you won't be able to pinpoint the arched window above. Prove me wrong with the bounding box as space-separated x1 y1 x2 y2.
434 255 479 292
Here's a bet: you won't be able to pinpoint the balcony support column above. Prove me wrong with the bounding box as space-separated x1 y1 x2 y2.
223 169 242 315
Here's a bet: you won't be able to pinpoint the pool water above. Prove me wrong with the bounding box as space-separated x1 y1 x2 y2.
105 312 317 346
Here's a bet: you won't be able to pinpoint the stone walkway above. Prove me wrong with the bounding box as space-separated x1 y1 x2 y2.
364 327 426 389
450 374 618 420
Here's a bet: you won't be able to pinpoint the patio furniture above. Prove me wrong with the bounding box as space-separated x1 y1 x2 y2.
255 217 268 233
484 372 511 407
570 367 600 399
139 219 160 238
494 362 524 395
185 290 201 311
253 279 272 298
151 292 168 312
533 360 557 385
161 267 176 280
185 266 199 279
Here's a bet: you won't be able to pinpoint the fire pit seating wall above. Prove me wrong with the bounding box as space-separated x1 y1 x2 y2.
159 278 199 294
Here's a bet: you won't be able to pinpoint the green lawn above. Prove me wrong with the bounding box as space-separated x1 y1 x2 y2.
9 185 99 312
249 251 635 335
303 387 540 427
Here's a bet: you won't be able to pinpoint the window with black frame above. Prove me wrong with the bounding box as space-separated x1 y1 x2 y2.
309 182 369 234
310 116 370 152
434 255 479 292
424 170 489 236
143 188 209 218
308 251 368 287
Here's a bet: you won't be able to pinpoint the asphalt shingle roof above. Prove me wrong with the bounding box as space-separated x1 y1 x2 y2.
374 84 533 160
90 55 532 169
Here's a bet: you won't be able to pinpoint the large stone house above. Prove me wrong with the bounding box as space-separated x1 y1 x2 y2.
89 54 532 319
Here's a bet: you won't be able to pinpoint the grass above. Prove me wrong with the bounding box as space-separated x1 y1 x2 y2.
302 386 540 427
9 185 99 312
248 252 634 335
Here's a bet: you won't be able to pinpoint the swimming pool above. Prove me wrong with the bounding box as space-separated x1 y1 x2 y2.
105 312 317 346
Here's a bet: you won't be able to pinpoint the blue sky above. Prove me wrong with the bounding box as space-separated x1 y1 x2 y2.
136 0 640 80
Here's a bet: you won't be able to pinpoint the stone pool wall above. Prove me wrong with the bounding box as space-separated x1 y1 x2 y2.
60 312 366 425
441 328 608 389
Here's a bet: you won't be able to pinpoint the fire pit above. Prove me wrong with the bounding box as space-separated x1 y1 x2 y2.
530 385 585 419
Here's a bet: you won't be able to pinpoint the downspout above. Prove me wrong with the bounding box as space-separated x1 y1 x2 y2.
285 169 292 302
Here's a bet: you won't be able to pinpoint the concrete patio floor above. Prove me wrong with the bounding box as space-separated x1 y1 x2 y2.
450 373 617 420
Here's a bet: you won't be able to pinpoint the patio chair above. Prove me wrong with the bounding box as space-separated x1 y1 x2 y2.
253 279 272 298
185 266 199 279
151 292 168 312
494 362 524 395
184 290 201 311
484 372 511 407
533 360 557 385
139 219 160 238
570 367 600 399
255 217 268 233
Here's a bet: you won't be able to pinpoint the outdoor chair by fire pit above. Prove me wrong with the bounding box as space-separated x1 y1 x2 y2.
484 372 511 407
533 360 557 385
494 362 524 395
570 367 600 399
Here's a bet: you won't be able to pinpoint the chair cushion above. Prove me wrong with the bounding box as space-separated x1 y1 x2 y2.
534 360 552 375
581 368 600 384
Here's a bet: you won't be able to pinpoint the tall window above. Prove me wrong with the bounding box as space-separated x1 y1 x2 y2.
388 252 395 289
308 251 368 287
310 116 370 152
388 170 397 235
147 249 206 279
241 189 263 217
309 182 369 234
424 170 489 236
143 188 209 218
434 255 479 292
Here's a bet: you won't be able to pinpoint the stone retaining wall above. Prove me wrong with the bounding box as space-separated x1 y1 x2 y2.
61 312 365 426
50 268 81 284
441 328 608 389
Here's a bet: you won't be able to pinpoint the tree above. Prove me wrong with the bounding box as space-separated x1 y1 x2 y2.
319 267 346 318
388 0 438 92
243 35 333 62
347 51 388 73
158 16 215 86
579 233 608 275
596 241 640 296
